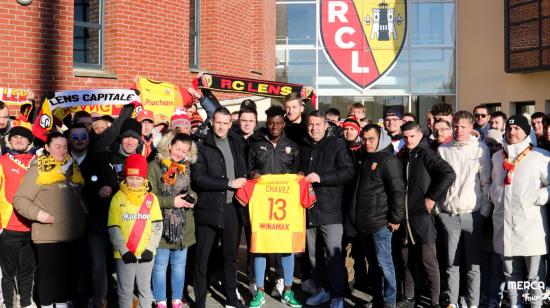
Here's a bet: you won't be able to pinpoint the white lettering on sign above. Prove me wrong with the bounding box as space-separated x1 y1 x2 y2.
335 27 355 49
328 1 348 23
352 51 370 73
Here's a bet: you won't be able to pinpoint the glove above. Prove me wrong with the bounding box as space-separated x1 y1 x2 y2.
139 249 154 263
121 251 137 264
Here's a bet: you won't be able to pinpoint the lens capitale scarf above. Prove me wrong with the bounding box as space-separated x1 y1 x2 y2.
36 155 84 186
159 158 189 244
502 145 532 185
160 159 187 186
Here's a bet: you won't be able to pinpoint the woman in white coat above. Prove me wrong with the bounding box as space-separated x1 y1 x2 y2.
490 115 550 308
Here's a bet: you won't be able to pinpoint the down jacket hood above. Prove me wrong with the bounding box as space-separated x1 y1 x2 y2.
376 129 392 153
156 131 197 163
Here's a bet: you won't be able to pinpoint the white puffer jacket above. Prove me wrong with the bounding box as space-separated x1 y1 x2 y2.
490 136 550 257
438 135 492 216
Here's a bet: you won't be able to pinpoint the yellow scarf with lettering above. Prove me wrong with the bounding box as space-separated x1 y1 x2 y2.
119 180 150 205
36 155 85 186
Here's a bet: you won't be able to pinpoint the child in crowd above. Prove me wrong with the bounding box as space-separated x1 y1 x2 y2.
107 154 163 308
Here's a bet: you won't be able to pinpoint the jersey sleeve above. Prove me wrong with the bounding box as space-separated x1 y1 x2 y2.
299 177 317 209
107 192 122 227
150 195 163 222
235 179 257 206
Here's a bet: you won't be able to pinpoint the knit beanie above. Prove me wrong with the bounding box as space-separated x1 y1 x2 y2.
191 112 203 128
124 154 148 178
9 120 33 142
507 114 531 136
120 118 142 140
342 116 361 134
170 111 191 130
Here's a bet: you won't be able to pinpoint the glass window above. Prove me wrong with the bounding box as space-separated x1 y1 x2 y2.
276 49 316 86
411 48 455 94
368 48 410 93
276 3 317 46
411 95 456 126
73 0 103 69
189 0 200 69
409 2 456 46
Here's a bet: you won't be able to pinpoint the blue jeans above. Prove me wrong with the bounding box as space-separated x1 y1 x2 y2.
254 254 294 288
152 248 188 302
361 227 397 305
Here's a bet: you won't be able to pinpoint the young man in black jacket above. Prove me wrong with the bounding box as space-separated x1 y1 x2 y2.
397 121 456 308
350 124 405 308
191 107 248 308
298 110 355 308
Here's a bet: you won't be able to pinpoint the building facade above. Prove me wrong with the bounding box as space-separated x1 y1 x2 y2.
0 0 276 103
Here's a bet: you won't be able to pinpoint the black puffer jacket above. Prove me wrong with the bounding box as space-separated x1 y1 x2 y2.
191 130 247 228
298 135 355 226
398 143 456 244
284 118 307 145
350 137 405 235
247 128 299 174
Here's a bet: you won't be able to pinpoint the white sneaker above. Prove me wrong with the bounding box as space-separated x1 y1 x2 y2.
301 278 317 295
249 282 257 296
271 278 284 297
236 288 243 301
330 297 344 308
306 288 330 306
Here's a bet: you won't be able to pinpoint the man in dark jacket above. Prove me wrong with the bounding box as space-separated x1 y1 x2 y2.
350 124 405 308
191 107 247 308
298 110 355 308
397 121 456 308
284 92 307 144
246 105 302 306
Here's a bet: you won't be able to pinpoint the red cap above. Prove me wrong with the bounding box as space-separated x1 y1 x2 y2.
137 109 155 123
182 88 194 109
191 112 203 128
124 154 148 178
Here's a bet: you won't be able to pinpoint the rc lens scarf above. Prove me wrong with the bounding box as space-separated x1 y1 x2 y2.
119 180 149 205
36 155 85 186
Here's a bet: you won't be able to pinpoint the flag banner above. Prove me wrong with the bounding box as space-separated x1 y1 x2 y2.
32 89 139 141
195 74 317 108
0 88 32 105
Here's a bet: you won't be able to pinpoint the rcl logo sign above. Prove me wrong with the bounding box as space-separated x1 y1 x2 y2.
320 0 407 90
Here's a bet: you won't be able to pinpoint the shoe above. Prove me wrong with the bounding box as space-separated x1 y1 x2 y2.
282 290 302 308
171 300 183 308
306 288 330 306
237 288 243 301
330 297 344 308
155 302 167 308
301 278 317 295
397 297 415 308
249 282 257 296
271 278 284 297
249 291 266 308
447 304 458 308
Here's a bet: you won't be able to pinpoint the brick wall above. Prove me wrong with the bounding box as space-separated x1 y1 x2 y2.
506 0 550 71
0 0 276 101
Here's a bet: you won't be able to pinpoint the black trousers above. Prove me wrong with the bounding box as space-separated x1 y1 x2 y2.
0 230 35 308
193 205 242 308
35 242 77 306
400 241 440 305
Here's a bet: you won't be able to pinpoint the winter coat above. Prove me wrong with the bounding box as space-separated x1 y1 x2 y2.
350 131 405 235
284 118 307 145
490 136 550 257
13 160 87 243
90 104 134 154
247 128 300 174
298 135 355 227
148 132 197 249
438 135 492 216
191 130 247 228
399 143 456 244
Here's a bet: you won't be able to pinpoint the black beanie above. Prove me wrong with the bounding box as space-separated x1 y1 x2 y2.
507 114 531 136
119 118 142 140
9 126 34 142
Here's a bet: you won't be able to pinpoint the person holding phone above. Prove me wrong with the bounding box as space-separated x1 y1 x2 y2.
148 133 197 308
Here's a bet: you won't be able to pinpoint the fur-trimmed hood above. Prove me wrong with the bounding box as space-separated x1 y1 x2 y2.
156 131 197 163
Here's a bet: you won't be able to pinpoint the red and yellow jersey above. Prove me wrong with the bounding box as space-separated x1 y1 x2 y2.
135 77 183 124
0 153 35 232
107 190 162 258
236 174 316 253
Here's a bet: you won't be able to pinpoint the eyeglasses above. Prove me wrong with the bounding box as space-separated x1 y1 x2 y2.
474 114 488 118
71 134 88 141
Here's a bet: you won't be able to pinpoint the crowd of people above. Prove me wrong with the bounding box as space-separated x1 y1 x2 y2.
0 89 549 308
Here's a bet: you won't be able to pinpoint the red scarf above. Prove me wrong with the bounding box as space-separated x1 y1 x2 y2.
502 145 531 185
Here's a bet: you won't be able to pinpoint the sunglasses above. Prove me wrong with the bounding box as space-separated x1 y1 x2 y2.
71 133 88 141
474 114 488 118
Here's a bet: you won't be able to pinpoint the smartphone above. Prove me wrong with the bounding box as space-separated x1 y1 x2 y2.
182 194 196 205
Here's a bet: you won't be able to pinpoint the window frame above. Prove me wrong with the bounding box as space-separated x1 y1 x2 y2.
189 0 201 70
73 0 104 70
